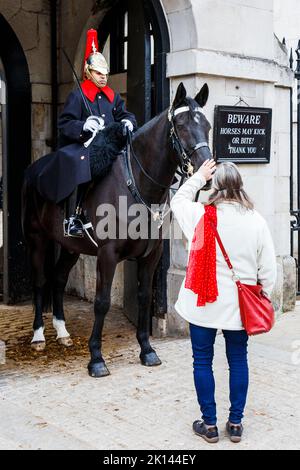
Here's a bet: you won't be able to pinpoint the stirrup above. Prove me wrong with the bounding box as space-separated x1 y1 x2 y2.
63 218 98 247
63 216 84 238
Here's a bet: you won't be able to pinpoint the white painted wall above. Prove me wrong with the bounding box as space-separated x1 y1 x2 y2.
274 0 300 48
192 0 274 58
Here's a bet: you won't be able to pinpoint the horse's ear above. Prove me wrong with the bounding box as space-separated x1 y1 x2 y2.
172 82 187 108
195 83 209 108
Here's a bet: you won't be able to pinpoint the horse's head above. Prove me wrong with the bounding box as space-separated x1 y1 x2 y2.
169 82 213 190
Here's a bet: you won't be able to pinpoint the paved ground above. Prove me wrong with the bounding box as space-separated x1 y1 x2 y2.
0 297 299 450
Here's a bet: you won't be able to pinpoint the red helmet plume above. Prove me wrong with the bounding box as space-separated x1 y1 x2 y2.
83 29 109 79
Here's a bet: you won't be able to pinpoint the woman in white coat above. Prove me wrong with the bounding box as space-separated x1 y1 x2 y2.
170 160 277 444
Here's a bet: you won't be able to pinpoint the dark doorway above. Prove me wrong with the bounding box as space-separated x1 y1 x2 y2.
97 0 170 325
0 14 32 304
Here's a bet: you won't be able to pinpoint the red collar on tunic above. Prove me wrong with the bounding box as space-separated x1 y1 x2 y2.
81 79 115 103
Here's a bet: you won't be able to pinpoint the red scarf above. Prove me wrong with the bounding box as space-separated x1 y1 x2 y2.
81 79 115 103
184 205 218 306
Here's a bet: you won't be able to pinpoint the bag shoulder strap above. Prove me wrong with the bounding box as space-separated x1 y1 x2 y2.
207 217 234 271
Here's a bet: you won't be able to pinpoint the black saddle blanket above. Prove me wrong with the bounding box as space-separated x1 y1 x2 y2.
25 122 126 204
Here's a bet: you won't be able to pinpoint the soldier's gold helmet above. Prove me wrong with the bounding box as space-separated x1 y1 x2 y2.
83 29 109 80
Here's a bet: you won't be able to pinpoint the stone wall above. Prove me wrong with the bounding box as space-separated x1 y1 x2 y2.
66 255 124 308
0 0 53 161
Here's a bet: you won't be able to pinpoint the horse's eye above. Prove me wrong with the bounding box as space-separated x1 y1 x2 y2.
176 115 186 126
176 121 185 128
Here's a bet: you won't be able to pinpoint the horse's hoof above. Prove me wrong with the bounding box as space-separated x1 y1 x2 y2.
31 341 46 352
140 351 162 367
88 361 110 378
57 336 73 347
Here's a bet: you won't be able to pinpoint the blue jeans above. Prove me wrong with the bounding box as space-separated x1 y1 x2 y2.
189 323 249 426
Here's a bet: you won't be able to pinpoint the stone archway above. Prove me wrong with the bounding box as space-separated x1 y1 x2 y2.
0 14 32 304
160 0 197 51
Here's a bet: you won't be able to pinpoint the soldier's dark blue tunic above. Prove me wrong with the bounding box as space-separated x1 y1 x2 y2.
58 88 137 147
25 87 137 204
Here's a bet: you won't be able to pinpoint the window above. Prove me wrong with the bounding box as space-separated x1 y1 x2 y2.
98 2 155 75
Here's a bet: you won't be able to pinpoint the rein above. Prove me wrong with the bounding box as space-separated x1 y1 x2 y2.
126 130 169 190
124 131 169 228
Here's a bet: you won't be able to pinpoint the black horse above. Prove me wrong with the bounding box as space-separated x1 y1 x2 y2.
22 82 212 377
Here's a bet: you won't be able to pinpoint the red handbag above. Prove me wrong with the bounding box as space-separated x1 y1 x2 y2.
208 219 275 336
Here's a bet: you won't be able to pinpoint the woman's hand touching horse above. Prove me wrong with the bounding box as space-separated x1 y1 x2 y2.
199 159 216 181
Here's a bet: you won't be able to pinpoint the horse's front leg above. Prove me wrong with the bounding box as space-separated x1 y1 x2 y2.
52 249 80 347
88 246 118 378
137 244 163 367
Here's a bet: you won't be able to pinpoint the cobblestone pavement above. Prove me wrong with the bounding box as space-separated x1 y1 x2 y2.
0 297 299 450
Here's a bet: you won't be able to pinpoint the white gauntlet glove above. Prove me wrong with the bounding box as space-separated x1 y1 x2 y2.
83 116 105 148
121 119 134 132
83 116 105 133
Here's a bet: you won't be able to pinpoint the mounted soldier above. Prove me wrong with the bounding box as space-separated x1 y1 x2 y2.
23 80 213 375
58 28 137 237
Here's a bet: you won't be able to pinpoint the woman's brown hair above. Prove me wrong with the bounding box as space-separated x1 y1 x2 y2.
207 161 254 210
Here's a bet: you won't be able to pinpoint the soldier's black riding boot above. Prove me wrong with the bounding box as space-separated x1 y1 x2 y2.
64 185 88 238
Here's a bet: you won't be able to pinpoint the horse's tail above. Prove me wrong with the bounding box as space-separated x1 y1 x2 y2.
21 174 55 313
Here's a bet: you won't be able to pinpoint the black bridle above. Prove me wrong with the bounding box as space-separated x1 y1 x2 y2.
168 105 210 181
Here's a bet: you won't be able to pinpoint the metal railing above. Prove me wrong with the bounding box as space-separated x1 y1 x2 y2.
290 41 300 294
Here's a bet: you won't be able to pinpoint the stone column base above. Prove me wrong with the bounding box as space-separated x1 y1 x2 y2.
0 340 5 365
272 255 296 314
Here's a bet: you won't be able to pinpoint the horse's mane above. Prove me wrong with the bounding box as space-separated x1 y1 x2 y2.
133 97 196 139
133 109 168 138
